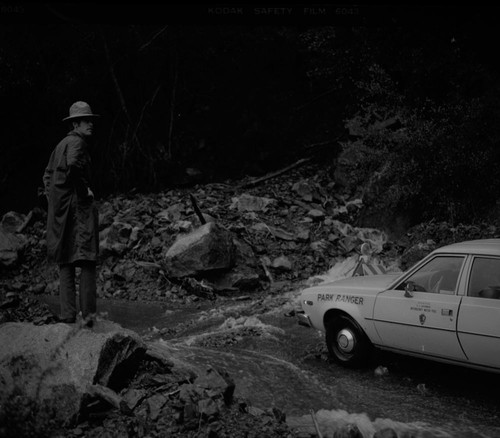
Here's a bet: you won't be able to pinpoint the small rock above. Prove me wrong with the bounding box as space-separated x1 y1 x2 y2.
146 394 168 421
230 194 276 212
296 229 310 242
157 204 184 222
28 284 46 295
198 398 219 417
292 181 314 202
374 366 389 377
122 388 146 411
248 406 266 416
310 240 328 252
307 209 325 220
328 233 339 242
271 256 293 272
5 292 18 300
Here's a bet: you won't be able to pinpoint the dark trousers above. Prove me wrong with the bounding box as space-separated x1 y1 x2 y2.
59 261 96 319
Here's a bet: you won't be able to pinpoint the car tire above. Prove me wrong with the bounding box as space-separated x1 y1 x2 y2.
326 315 371 367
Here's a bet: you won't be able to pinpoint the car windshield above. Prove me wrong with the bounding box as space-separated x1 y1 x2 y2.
396 256 464 294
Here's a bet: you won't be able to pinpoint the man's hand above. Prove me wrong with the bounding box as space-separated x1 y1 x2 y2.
37 187 48 211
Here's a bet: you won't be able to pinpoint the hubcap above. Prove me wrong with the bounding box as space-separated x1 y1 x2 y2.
336 328 355 353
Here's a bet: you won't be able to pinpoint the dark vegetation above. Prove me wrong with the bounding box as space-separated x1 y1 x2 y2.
2 6 500 236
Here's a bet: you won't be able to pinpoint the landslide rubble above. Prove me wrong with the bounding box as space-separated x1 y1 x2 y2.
1 163 403 304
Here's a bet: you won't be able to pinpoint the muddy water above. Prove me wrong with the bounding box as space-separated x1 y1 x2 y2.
41 294 500 437
161 307 500 438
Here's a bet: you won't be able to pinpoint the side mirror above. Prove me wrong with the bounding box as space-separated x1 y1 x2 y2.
404 281 415 298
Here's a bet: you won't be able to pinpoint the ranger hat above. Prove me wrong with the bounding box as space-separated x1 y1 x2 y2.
62 101 100 121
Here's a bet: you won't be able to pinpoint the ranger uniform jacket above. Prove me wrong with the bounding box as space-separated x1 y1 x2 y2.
43 131 98 264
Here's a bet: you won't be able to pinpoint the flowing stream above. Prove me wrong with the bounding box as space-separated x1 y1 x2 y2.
40 294 500 437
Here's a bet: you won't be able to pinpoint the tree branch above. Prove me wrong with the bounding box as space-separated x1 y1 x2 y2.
139 26 169 52
238 158 312 189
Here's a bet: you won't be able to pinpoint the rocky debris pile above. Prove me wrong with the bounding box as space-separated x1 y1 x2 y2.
0 163 396 302
0 321 292 438
0 291 57 325
2 162 500 307
78 358 292 438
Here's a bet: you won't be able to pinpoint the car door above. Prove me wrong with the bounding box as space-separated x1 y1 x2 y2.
372 255 467 360
457 256 500 369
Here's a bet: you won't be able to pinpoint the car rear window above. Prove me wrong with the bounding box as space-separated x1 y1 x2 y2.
468 257 500 299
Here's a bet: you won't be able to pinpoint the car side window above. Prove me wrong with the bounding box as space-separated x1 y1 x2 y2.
468 257 500 299
395 256 464 294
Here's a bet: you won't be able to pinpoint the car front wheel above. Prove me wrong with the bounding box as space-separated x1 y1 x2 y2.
326 315 370 367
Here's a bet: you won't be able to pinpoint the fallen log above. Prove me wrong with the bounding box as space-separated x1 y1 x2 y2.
238 158 311 189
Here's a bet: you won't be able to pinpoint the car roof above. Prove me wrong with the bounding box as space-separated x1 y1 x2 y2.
434 239 500 256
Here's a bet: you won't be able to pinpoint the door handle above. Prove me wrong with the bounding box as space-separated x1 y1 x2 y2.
441 309 453 316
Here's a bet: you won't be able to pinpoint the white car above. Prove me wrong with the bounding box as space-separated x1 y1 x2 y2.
297 239 500 372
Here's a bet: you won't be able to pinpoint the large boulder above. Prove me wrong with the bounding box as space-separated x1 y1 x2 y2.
164 222 236 278
207 238 262 293
0 321 146 428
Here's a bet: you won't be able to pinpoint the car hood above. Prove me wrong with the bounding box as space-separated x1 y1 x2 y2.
304 273 400 295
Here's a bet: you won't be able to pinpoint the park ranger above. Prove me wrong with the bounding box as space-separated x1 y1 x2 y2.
43 101 99 325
